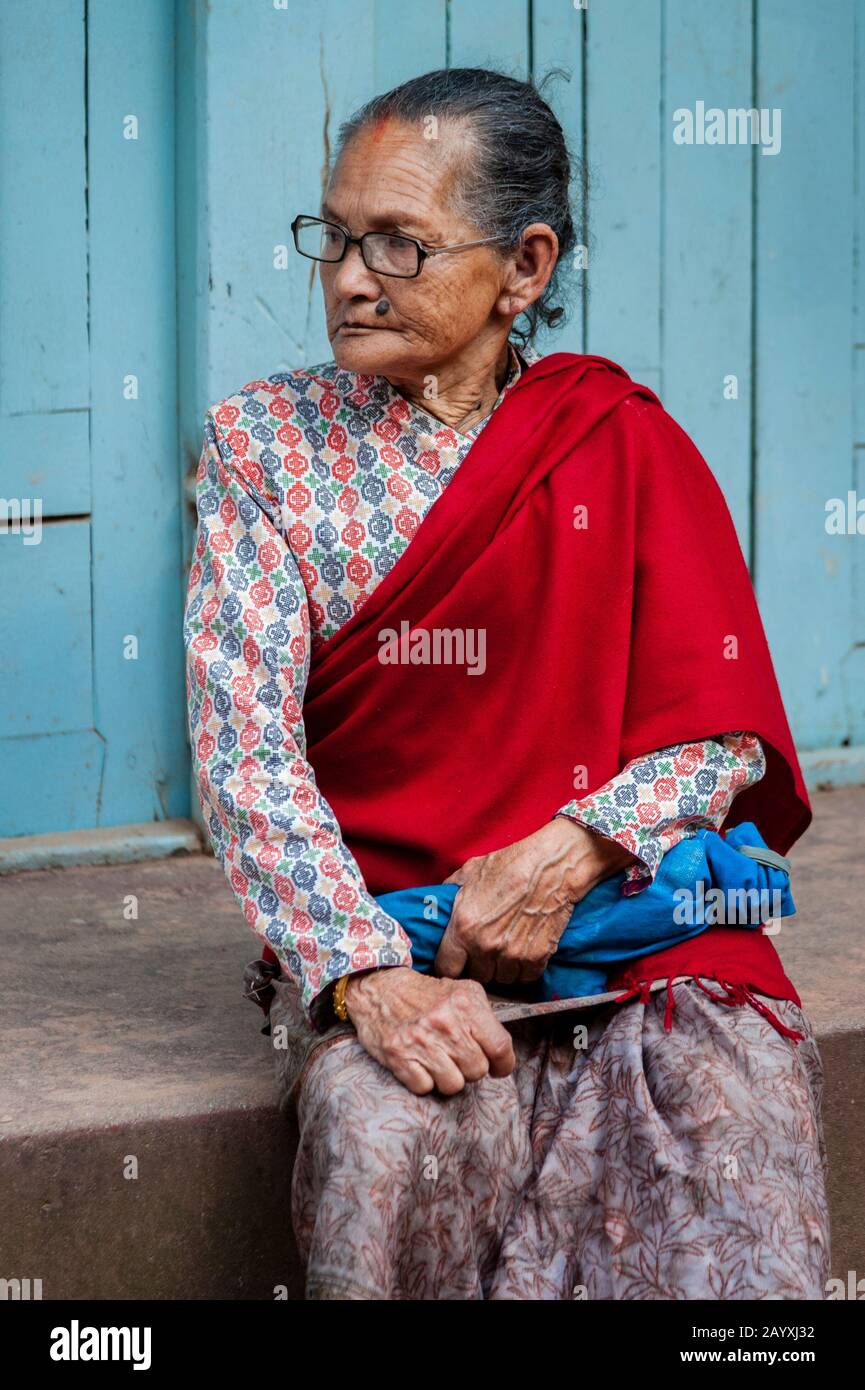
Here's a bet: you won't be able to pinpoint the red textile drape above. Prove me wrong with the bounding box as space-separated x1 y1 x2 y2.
266 352 811 1029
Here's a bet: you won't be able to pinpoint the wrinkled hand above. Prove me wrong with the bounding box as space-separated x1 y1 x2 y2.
435 818 636 986
344 966 515 1096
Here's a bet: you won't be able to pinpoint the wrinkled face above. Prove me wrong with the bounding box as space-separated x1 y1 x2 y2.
318 117 513 377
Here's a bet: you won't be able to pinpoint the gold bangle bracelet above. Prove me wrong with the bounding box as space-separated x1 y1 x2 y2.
333 972 351 1022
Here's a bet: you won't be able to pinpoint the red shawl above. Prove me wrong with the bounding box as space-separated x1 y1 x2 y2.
264 352 811 1035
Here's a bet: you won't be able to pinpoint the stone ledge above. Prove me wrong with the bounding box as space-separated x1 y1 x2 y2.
0 818 202 877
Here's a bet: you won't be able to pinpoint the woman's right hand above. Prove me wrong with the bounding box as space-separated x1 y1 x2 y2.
343 967 515 1096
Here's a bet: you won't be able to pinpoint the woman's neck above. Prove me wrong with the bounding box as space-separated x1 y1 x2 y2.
385 338 513 436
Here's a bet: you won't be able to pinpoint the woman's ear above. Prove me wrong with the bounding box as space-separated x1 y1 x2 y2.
499 223 559 317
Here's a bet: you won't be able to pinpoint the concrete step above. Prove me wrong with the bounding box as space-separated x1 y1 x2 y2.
0 853 303 1299
1 788 863 1299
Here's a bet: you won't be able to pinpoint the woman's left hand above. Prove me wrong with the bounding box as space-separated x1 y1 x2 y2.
434 818 637 986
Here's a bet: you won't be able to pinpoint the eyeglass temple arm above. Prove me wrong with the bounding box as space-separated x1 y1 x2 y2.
423 235 506 257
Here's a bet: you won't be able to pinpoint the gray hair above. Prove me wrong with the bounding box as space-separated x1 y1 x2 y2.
333 67 581 349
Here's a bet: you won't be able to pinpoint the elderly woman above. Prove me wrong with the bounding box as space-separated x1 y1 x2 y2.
184 68 830 1301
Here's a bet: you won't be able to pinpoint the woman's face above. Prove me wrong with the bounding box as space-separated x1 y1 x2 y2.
319 117 531 378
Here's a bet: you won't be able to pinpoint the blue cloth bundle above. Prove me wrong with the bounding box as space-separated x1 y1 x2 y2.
374 822 795 1002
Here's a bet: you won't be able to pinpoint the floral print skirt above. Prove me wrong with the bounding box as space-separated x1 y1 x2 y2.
268 978 830 1300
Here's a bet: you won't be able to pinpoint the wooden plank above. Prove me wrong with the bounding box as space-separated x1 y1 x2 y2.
200 0 377 395
87 0 188 826
176 0 209 567
584 0 662 383
0 521 93 739
754 0 856 748
0 412 91 517
532 0 586 357
848 0 865 742
0 0 89 418
176 1 212 839
0 0 91 541
662 0 753 552
448 0 529 76
0 731 105 838
374 0 447 89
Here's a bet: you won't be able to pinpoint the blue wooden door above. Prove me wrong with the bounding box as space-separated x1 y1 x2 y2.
0 0 188 838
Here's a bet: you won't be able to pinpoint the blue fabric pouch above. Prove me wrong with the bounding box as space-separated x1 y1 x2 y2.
374 822 795 1002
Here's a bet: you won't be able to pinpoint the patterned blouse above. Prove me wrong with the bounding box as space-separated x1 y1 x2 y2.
183 340 766 1025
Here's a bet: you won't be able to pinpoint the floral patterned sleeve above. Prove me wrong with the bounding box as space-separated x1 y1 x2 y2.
183 410 412 1027
555 732 767 896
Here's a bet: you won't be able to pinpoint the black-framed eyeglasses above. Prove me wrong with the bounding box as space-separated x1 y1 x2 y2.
291 214 505 279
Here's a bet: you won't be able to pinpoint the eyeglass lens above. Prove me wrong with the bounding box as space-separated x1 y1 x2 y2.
294 218 419 276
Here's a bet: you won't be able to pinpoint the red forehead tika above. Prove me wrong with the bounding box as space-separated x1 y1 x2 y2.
369 114 392 144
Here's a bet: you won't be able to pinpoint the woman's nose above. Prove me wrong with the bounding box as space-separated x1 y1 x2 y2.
331 240 381 300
